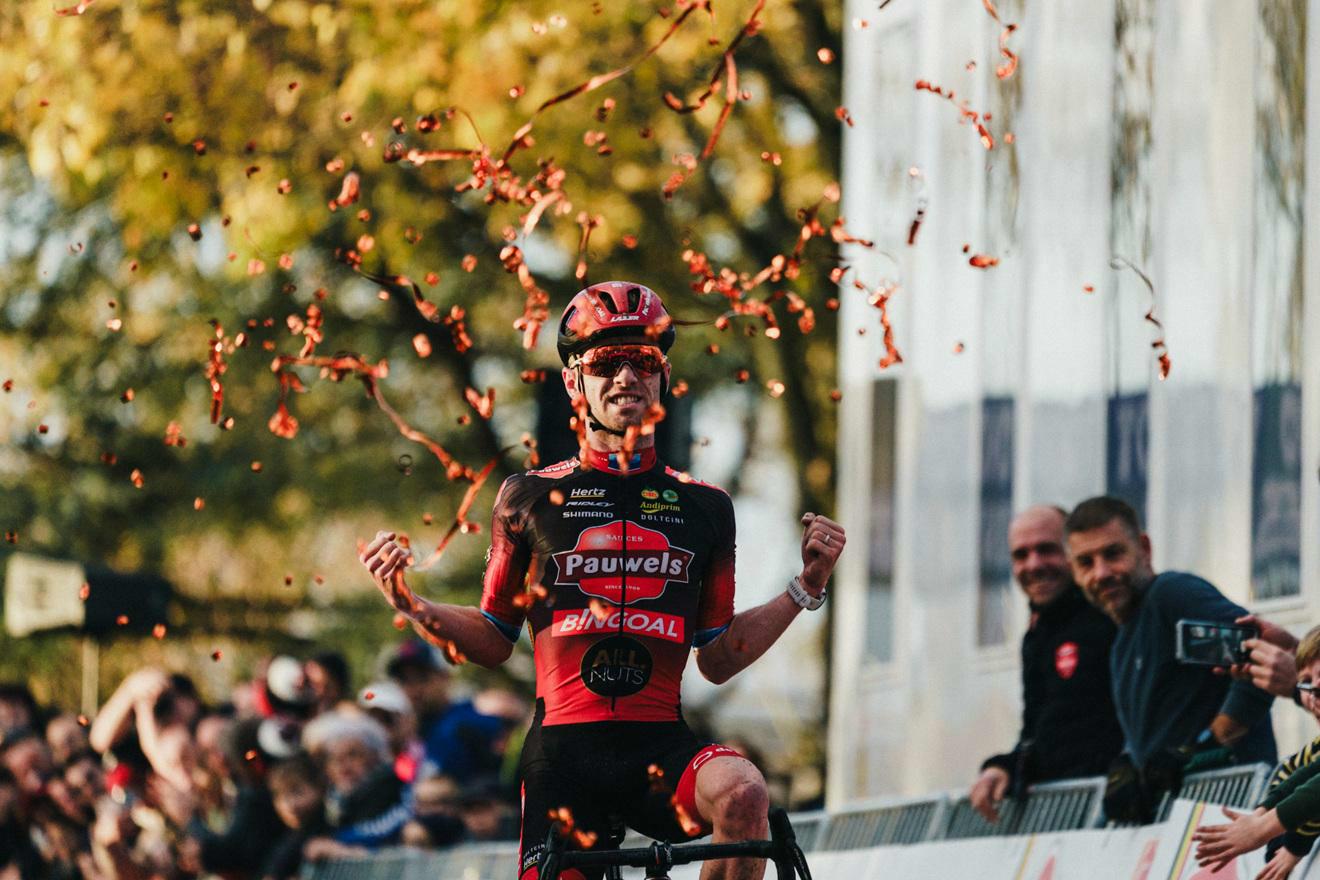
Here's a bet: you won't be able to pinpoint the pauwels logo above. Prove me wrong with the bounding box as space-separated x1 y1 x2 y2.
552 521 694 602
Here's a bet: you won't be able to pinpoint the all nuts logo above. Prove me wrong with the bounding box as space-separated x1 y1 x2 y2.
552 521 694 603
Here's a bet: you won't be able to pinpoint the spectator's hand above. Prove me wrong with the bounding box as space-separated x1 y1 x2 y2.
1194 807 1285 871
91 799 134 850
123 669 170 704
1225 639 1299 698
1102 753 1148 824
360 531 421 616
1237 615 1300 652
799 513 845 594
303 837 369 862
969 767 1010 823
1257 845 1301 880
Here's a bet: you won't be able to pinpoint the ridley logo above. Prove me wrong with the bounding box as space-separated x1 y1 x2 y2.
552 521 694 603
1055 642 1079 680
553 608 686 644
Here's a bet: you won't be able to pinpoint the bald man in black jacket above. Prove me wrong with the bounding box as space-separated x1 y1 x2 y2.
969 505 1125 822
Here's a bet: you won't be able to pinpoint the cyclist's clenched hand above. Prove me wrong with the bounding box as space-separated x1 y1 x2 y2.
360 530 419 616
799 513 845 594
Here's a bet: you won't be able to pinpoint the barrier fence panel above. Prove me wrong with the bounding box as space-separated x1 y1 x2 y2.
938 776 1107 840
1153 763 1273 823
814 796 947 851
302 769 1278 878
1016 777 1107 834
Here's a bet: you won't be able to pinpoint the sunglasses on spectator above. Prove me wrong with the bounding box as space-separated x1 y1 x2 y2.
1299 682 1320 694
576 345 667 378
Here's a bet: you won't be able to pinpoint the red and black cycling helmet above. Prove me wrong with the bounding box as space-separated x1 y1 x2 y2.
556 281 675 366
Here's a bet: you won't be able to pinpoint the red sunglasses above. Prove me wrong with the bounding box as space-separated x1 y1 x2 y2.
576 345 668 378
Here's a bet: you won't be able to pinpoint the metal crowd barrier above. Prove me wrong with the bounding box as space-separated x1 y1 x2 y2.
301 764 1275 877
303 842 518 880
814 795 947 850
939 776 1105 840
1153 762 1274 823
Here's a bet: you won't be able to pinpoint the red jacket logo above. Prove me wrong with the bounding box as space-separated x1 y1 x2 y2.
552 521 694 603
1055 642 1079 680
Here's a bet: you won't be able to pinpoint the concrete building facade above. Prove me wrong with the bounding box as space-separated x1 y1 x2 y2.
831 0 1320 805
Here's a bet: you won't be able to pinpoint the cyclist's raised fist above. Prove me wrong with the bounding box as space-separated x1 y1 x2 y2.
799 512 845 594
360 530 417 615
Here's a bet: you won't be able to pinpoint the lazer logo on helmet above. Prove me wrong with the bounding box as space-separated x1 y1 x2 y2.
580 635 652 697
552 608 685 644
552 521 694 603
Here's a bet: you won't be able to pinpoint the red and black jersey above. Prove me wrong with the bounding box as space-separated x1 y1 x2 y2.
480 446 736 726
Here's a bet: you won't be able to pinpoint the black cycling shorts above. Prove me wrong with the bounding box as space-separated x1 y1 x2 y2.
518 717 722 880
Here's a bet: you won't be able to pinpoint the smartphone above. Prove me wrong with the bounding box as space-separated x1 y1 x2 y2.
1174 619 1257 667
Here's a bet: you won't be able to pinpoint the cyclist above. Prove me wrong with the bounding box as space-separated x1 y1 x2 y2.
361 281 845 880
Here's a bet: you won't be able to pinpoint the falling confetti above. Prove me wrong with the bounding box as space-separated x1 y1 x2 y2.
1109 256 1172 379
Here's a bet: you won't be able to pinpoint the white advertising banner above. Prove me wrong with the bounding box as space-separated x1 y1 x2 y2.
3 552 86 637
801 801 1272 879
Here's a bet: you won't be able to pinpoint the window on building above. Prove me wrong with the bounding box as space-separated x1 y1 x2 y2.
1250 0 1305 600
1106 392 1149 518
977 396 1014 647
865 379 898 663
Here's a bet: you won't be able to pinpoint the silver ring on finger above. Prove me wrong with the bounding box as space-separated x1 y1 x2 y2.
823 534 830 546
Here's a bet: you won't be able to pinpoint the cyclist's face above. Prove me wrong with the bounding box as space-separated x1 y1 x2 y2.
562 345 669 433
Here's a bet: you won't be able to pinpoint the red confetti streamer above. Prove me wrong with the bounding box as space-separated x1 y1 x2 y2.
915 80 995 150
206 321 228 424
1109 256 1172 380
464 387 496 420
855 279 903 368
54 0 95 15
574 212 602 280
968 253 999 268
164 422 186 447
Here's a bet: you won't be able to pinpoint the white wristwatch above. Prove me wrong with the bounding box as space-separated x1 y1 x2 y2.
786 575 826 611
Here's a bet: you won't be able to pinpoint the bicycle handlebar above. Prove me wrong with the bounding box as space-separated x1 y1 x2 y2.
540 807 811 880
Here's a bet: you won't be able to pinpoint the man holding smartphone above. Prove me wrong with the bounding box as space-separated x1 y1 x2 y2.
1064 496 1276 823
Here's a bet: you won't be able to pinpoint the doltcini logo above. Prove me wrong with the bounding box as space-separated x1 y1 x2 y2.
580 635 652 696
552 521 694 602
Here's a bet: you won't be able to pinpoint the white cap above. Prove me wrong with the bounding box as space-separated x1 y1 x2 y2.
357 681 412 716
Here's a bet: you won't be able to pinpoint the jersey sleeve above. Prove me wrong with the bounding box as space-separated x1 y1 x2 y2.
693 489 736 649
479 476 533 642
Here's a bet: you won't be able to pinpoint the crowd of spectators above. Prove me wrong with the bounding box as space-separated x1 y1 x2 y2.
0 639 529 880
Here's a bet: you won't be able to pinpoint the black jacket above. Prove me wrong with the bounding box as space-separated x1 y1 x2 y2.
982 586 1124 789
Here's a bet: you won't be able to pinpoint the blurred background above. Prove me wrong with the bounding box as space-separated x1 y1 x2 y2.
0 0 847 814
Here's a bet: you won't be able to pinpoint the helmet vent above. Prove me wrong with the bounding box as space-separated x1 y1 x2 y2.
596 291 621 315
627 286 642 311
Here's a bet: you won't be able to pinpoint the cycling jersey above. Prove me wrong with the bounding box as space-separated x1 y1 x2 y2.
480 445 736 725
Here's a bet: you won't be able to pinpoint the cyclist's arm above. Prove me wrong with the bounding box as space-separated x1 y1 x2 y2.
695 593 803 684
360 530 515 668
696 512 845 684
